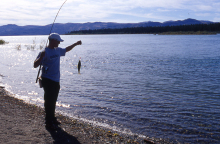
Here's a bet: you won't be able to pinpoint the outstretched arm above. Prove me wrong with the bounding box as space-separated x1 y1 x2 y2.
66 40 82 52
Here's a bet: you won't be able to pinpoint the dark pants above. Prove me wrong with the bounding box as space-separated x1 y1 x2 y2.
41 77 60 123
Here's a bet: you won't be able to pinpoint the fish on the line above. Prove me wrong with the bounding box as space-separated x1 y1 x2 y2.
78 58 81 73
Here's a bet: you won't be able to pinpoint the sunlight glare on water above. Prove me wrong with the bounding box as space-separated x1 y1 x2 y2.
0 34 220 143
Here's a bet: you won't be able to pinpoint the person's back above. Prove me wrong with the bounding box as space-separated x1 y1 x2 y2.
41 47 66 82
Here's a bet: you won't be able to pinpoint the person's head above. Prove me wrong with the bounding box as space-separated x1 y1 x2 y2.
48 33 64 48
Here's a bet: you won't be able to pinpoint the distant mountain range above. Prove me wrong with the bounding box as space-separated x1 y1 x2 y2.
0 18 215 36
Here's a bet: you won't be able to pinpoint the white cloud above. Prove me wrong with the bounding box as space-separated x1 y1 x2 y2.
213 17 220 22
195 13 211 17
195 5 213 11
0 0 219 26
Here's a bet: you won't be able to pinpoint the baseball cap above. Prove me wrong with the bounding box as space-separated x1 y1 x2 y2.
48 33 64 42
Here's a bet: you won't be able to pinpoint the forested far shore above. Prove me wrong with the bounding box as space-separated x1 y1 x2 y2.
66 22 220 35
158 31 217 35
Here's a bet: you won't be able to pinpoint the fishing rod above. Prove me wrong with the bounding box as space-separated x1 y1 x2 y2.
36 0 67 83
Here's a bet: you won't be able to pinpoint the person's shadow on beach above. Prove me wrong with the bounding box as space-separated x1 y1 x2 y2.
46 127 81 144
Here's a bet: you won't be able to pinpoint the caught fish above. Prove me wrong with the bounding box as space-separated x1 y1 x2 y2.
78 59 81 73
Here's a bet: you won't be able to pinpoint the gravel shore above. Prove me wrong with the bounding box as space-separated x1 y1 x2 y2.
0 87 167 144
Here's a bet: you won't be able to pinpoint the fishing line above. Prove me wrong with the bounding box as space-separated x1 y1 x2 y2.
46 0 68 47
36 0 68 83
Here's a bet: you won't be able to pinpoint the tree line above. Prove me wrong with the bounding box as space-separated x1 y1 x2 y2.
66 22 220 35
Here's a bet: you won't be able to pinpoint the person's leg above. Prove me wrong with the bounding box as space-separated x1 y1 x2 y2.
51 82 60 122
42 77 60 124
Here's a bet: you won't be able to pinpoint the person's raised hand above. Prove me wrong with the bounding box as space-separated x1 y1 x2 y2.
77 40 82 45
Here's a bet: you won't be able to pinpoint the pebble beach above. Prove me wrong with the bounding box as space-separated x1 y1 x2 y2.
0 87 169 144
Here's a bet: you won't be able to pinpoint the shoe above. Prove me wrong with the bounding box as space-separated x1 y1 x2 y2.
53 118 61 125
45 122 58 130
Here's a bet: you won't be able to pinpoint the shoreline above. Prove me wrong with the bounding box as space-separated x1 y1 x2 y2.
66 31 219 36
0 33 218 37
0 87 168 144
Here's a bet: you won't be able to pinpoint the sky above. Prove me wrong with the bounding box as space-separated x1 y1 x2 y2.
0 0 220 26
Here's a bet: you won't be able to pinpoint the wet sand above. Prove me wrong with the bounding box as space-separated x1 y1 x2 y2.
0 87 163 144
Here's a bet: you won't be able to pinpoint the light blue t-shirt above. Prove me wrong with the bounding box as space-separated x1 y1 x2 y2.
37 47 66 82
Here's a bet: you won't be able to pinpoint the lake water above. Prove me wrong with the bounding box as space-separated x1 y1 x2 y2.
0 34 219 143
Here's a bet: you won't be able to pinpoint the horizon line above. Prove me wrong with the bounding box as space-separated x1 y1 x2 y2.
0 18 217 27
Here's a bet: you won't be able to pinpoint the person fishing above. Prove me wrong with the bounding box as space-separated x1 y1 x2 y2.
34 33 82 129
